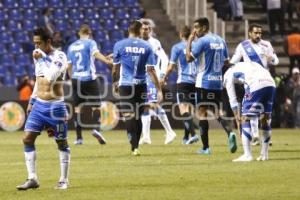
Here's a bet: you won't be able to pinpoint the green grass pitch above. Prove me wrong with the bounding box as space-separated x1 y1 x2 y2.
0 129 299 200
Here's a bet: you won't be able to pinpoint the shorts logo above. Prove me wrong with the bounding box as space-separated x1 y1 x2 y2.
0 102 25 131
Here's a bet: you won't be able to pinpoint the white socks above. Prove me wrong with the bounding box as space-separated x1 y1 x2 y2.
156 108 175 136
59 150 70 183
250 117 259 138
25 151 37 180
141 113 151 141
241 122 252 157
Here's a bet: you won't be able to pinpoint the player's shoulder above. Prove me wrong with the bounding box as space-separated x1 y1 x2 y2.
259 39 272 47
53 49 67 59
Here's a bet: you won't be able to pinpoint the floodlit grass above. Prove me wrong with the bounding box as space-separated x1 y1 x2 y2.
0 129 299 200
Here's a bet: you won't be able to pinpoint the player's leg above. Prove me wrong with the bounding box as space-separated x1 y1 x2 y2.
55 139 70 189
72 79 84 144
179 103 197 144
196 105 211 154
257 114 272 161
140 105 152 144
250 116 260 146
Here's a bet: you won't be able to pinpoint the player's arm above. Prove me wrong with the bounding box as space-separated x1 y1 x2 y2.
27 81 38 115
94 51 113 67
186 30 197 62
112 63 120 94
266 43 279 65
160 63 176 86
230 44 243 64
67 63 72 79
147 66 163 103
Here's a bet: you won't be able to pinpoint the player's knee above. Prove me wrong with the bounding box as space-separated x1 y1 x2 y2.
56 140 70 152
22 136 34 146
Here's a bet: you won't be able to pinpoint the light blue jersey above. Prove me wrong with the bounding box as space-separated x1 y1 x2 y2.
191 32 229 90
170 41 198 84
113 38 155 86
67 39 99 81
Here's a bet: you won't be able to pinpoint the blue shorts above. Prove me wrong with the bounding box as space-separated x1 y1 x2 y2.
242 86 276 116
146 81 157 103
24 100 68 140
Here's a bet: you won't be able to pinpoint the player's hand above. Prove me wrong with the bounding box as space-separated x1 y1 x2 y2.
188 30 197 42
266 55 273 63
159 77 166 87
32 50 43 60
157 90 163 104
26 104 33 115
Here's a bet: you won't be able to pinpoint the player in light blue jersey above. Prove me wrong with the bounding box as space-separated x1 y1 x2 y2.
186 17 237 155
161 26 199 145
67 24 112 145
112 20 163 156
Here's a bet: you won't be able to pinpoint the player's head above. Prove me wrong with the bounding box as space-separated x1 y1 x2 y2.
140 19 152 40
78 24 92 38
193 17 209 38
248 24 262 43
179 26 191 40
128 20 142 37
33 27 53 53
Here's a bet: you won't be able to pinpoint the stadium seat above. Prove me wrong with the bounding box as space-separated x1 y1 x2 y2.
130 7 142 19
54 8 66 20
16 54 31 67
23 9 37 20
9 43 23 54
3 72 17 86
125 0 139 7
19 0 33 8
26 64 35 77
23 20 36 31
0 43 7 54
12 64 26 77
55 20 68 31
0 9 7 21
101 40 113 54
15 32 30 43
9 9 23 21
103 19 117 31
0 32 13 44
85 8 99 20
34 0 48 8
119 19 130 30
3 0 18 8
115 8 129 19
100 8 114 20
94 0 109 7
111 0 124 8
69 9 84 20
0 65 7 77
64 0 79 8
0 23 6 32
0 54 15 67
93 31 108 42
110 30 124 41
7 20 22 32
89 19 102 31
49 0 64 8
79 0 94 8
71 19 83 30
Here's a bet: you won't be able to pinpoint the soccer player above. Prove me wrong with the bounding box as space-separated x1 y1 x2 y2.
230 24 279 146
112 20 163 155
17 28 70 190
67 24 112 145
139 18 176 145
161 26 199 145
186 17 237 154
223 62 276 162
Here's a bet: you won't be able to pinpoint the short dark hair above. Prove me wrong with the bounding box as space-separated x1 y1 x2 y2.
33 27 53 42
180 26 191 39
248 24 262 32
79 24 92 35
194 17 209 30
128 20 142 35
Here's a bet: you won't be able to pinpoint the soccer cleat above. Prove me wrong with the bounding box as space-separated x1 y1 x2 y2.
185 135 199 145
256 154 268 161
54 181 68 190
196 148 211 155
139 138 151 145
251 137 260 146
269 140 272 146
165 132 176 144
131 149 141 156
74 138 83 145
182 138 188 145
232 154 253 162
16 179 40 190
91 129 106 145
228 132 237 153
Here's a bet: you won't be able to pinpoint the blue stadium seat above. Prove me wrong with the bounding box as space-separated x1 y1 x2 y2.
7 20 22 32
69 9 84 20
119 19 130 30
9 43 23 54
0 65 7 77
111 0 124 8
79 0 94 8
100 8 114 20
12 64 26 77
19 0 33 8
101 40 113 54
0 9 7 21
55 20 68 31
94 31 108 42
49 0 64 8
3 0 18 8
0 43 7 54
16 54 31 67
130 7 142 19
115 8 129 19
0 54 15 67
125 0 139 7
54 8 66 20
26 64 35 77
0 32 13 43
34 0 48 8
71 19 83 30
0 23 5 32
23 9 37 20
94 0 109 7
110 30 124 41
9 9 23 21
85 8 99 20
89 19 102 31
103 19 117 31
64 0 79 8
15 32 30 43
23 20 36 31
3 72 17 86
